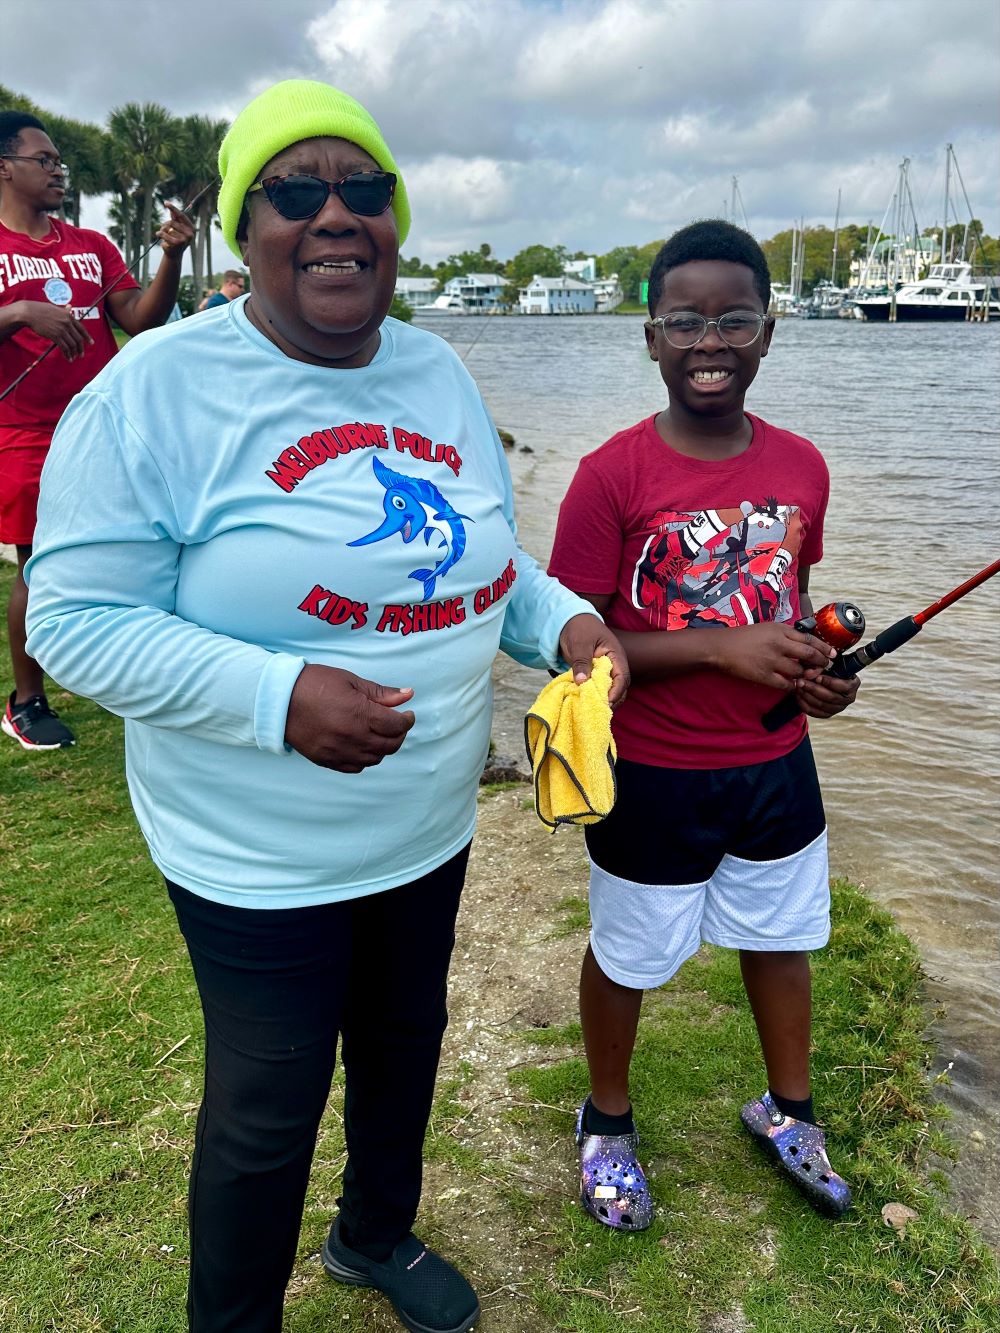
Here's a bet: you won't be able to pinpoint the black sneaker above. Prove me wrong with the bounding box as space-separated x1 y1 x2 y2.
322 1216 480 1333
2 692 75 750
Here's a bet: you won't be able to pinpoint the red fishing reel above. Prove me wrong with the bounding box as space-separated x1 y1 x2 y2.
805 602 865 677
762 601 864 731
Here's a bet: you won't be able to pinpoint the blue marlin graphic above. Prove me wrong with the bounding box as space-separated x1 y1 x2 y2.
348 456 471 601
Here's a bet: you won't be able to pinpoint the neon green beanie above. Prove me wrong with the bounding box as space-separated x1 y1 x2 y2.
217 79 411 257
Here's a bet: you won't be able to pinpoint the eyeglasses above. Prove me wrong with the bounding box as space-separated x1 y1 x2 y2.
246 170 396 221
647 310 766 349
1 153 69 176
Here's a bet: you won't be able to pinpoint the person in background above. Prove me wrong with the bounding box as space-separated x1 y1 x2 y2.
548 220 859 1233
25 79 627 1333
202 268 245 308
0 109 192 750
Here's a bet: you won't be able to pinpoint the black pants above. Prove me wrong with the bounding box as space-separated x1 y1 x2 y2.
167 844 470 1333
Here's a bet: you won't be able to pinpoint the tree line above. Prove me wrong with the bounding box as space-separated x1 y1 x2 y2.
5 85 997 308
408 225 1000 304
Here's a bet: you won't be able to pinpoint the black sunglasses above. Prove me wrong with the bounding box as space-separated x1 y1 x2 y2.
246 170 396 221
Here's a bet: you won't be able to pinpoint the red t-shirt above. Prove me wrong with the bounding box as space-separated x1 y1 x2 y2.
548 413 830 769
0 217 137 436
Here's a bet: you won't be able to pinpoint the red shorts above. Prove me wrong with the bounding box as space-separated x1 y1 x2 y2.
0 427 52 546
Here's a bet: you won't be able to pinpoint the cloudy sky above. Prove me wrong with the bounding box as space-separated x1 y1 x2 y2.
8 0 999 265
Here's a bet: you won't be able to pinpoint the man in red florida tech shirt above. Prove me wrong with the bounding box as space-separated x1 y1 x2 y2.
0 109 193 749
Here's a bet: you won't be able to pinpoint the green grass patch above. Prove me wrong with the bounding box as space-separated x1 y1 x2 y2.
478 779 525 797
551 893 591 936
511 883 998 1331
1 558 996 1330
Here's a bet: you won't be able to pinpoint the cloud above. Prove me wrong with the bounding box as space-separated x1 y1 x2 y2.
4 0 997 262
302 0 999 258
405 155 516 229
5 0 324 123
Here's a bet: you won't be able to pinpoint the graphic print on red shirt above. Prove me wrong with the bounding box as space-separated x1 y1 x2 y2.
633 497 804 630
0 217 137 436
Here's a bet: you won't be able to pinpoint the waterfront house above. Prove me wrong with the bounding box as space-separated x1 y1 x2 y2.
442 273 508 311
519 275 597 314
394 276 440 309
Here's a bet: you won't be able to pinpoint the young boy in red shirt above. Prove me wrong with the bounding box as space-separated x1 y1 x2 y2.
0 110 191 749
548 220 859 1228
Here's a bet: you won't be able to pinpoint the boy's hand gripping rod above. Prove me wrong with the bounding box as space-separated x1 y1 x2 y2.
762 556 1000 732
0 180 216 405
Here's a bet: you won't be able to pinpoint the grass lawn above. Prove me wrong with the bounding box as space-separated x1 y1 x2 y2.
1 558 997 1331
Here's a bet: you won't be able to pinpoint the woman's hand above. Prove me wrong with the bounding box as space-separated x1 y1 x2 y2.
558 613 630 707
285 664 415 772
795 671 860 719
710 623 835 690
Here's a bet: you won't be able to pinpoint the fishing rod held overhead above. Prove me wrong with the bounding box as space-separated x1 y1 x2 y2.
762 556 1000 732
0 178 218 405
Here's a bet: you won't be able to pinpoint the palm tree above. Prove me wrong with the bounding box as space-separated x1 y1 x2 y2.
107 102 178 285
47 115 112 227
168 115 227 305
106 189 143 267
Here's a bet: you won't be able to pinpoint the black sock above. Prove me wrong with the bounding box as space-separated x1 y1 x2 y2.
583 1096 635 1136
770 1090 816 1125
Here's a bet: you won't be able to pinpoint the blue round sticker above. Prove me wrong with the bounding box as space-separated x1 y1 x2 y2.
44 277 73 306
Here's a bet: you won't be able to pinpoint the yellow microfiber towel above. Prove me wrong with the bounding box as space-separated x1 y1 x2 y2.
524 656 618 832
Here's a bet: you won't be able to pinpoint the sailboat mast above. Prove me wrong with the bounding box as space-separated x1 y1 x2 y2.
890 161 908 321
789 223 797 300
942 143 952 264
831 188 841 285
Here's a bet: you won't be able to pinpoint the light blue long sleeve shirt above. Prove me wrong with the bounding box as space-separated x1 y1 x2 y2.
26 300 592 907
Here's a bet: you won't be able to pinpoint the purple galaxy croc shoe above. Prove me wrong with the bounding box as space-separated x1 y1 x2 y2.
575 1103 653 1231
740 1091 852 1217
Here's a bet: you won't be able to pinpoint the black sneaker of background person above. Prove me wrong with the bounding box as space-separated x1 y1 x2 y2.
2 692 75 750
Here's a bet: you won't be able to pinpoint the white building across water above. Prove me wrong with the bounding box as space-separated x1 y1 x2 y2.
442 273 508 311
394 276 440 309
518 275 596 314
403 259 623 315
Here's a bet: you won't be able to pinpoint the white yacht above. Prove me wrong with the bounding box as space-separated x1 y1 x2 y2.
418 294 466 314
853 263 999 322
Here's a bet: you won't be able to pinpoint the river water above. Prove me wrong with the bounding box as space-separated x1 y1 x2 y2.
418 310 1000 1243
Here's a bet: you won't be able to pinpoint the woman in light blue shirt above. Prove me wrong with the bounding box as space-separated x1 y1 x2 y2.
26 80 627 1333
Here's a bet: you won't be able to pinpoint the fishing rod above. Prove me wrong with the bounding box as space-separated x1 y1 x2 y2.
458 312 492 364
762 555 1000 732
0 178 217 405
